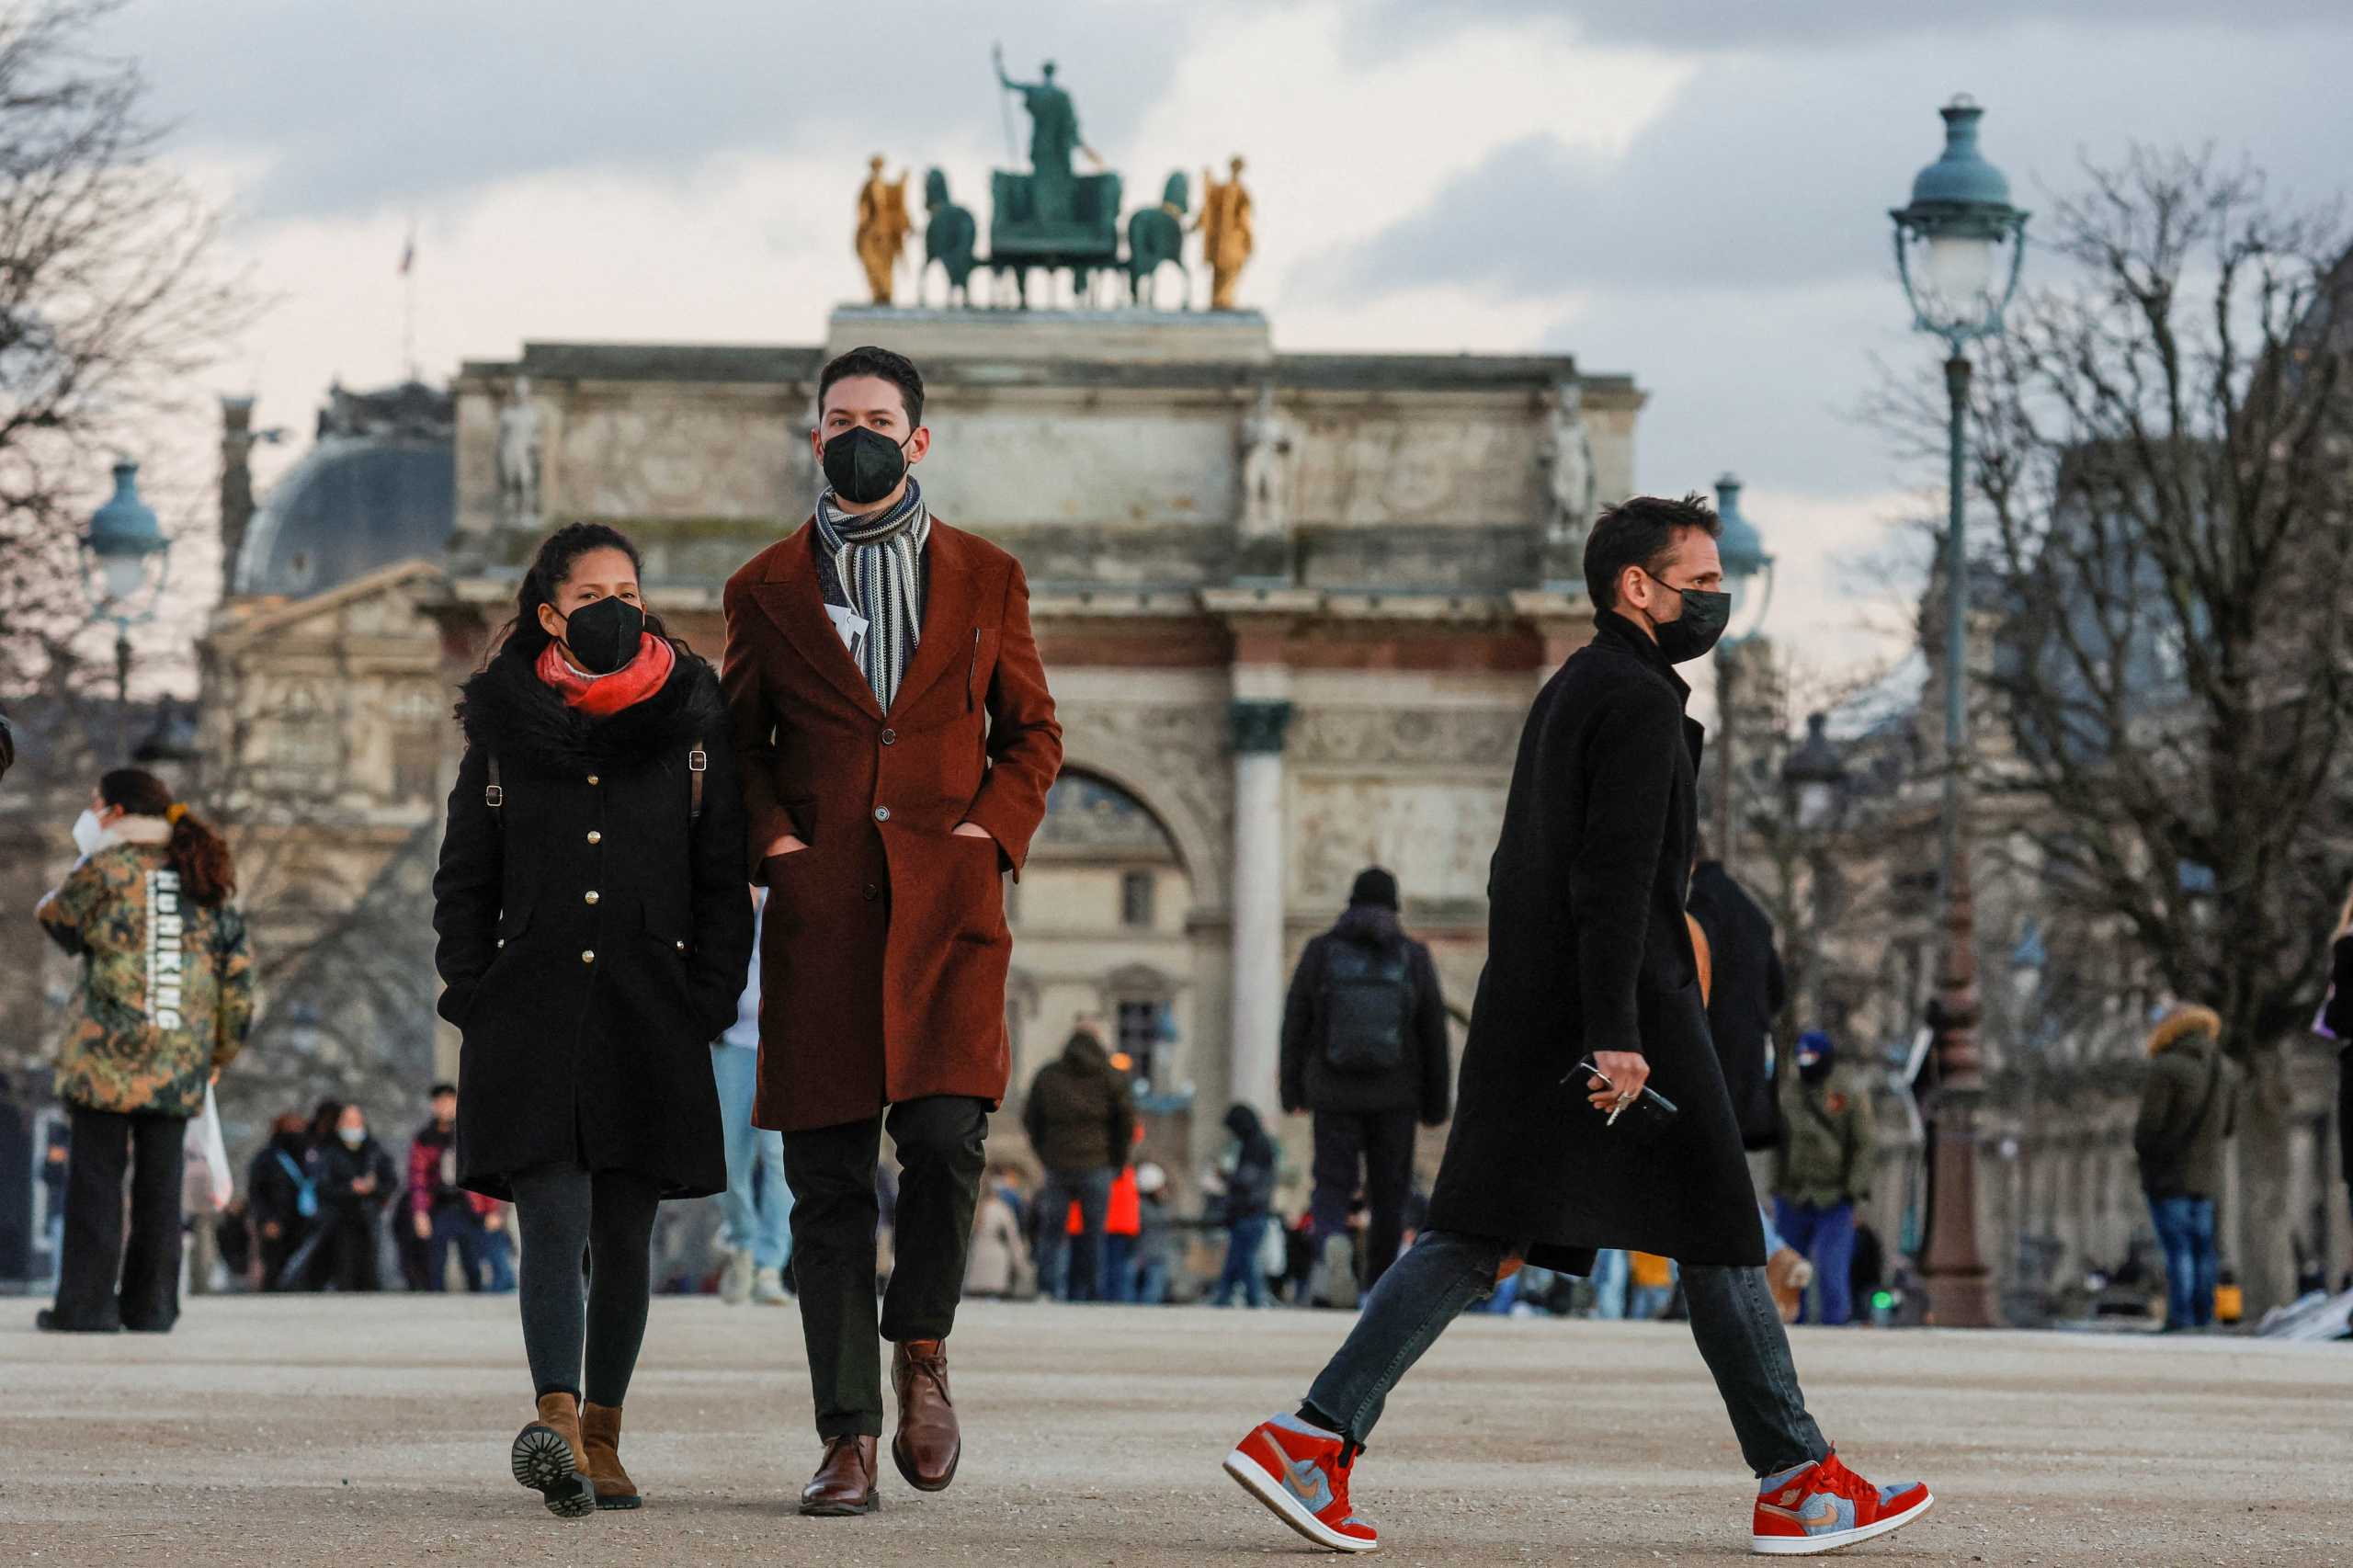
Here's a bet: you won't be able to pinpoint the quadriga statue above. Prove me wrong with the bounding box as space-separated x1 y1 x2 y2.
1126 172 1191 309
924 169 979 307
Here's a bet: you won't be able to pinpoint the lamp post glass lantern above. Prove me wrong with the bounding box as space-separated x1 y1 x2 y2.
1709 473 1774 869
1891 95 2026 1329
81 459 173 708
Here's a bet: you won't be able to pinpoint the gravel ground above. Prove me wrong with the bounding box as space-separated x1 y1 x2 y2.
3 1294 2349 1566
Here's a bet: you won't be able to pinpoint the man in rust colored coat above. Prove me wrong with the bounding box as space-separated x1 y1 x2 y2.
722 346 1061 1517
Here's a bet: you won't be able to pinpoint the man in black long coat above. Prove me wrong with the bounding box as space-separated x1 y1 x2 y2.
1222 495 1933 1560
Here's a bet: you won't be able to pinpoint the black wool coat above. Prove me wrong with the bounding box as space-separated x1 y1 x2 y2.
1424 613 1766 1271
433 647 755 1201
1688 862 1790 1152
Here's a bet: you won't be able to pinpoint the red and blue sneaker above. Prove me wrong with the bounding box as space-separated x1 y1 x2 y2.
1224 1413 1381 1553
1750 1451 1933 1555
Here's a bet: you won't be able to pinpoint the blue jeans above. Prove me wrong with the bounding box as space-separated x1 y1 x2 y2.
1773 1199 1857 1326
2147 1194 2217 1329
712 1045 792 1270
482 1224 516 1292
1214 1212 1271 1307
1104 1233 1137 1303
1302 1230 1828 1477
1588 1248 1629 1318
1036 1167 1114 1301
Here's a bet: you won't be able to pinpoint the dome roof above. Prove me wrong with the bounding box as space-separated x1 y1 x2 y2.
234 381 455 598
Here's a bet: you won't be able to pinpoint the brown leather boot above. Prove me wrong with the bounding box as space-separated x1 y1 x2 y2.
580 1402 642 1510
890 1338 961 1492
510 1392 595 1518
799 1435 880 1516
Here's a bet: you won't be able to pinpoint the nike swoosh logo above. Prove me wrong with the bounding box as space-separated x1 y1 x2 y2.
1758 1498 1840 1529
1279 1453 1334 1511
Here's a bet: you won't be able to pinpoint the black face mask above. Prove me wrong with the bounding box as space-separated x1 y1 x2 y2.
822 426 911 505
557 595 644 675
1643 572 1732 664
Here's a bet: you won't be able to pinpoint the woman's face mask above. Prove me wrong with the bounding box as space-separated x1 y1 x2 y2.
554 594 646 675
71 807 110 858
338 1125 367 1148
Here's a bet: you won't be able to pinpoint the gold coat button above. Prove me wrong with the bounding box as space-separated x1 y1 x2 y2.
584 891 599 905
495 937 506 949
586 774 600 786
580 949 596 965
674 939 688 953
586 830 602 845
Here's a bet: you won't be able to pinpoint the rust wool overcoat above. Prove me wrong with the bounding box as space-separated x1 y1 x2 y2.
721 517 1062 1133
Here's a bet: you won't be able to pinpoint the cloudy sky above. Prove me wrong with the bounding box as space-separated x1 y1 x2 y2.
108 0 2353 693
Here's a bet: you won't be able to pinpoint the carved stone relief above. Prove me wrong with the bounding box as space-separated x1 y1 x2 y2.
1289 778 1507 908
1288 707 1526 769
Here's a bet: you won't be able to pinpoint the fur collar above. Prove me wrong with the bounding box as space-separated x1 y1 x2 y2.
455 643 721 777
2147 1004 2222 1057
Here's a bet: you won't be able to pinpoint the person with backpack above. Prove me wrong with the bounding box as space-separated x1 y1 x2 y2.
1278 867 1452 1309
247 1112 323 1290
2133 1004 2241 1333
434 521 754 1517
34 767 255 1333
1770 1032 1875 1325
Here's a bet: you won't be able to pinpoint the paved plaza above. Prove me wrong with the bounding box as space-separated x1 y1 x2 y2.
3 1295 2348 1566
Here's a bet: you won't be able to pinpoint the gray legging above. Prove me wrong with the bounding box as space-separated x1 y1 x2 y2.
509 1164 662 1407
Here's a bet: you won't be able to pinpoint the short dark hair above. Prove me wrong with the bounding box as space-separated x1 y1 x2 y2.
429 1082 457 1099
1583 493 1722 611
818 345 925 427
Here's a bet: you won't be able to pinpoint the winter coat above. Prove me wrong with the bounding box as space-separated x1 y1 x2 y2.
407 1119 468 1217
722 519 1062 1132
36 837 256 1118
1687 861 1789 1151
1424 613 1764 1272
247 1132 324 1233
320 1134 399 1212
1022 1033 1137 1172
1278 904 1452 1121
433 645 755 1201
2133 1006 2240 1199
1775 1070 1875 1209
1218 1106 1279 1222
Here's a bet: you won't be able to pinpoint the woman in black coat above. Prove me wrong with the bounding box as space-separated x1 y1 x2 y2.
433 522 753 1517
318 1103 399 1292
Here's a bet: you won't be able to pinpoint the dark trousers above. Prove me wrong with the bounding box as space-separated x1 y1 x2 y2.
323 1203 384 1291
1773 1199 1858 1326
783 1096 988 1440
1310 1108 1418 1290
426 1204 491 1292
54 1105 187 1332
1034 1165 1113 1301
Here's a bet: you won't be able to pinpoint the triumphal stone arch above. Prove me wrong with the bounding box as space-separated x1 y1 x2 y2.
442 307 1642 1174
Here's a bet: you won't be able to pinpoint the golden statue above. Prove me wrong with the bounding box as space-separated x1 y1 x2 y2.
1196 155 1255 311
855 155 912 305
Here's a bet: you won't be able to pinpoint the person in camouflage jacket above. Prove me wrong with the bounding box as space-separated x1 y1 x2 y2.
34 768 253 1333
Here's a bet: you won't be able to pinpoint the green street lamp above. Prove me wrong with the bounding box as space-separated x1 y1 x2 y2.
1890 95 2027 1329
1709 474 1775 867
82 459 173 709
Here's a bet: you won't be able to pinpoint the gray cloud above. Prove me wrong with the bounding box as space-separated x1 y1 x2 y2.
109 0 1198 219
1322 21 2353 303
1357 0 2346 56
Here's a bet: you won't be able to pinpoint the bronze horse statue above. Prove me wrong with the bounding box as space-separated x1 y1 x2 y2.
925 168 979 306
1125 171 1190 308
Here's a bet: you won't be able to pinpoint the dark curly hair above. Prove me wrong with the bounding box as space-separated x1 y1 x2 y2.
97 767 235 906
482 521 690 667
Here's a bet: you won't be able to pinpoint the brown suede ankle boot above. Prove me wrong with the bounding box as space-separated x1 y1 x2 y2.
580 1402 642 1510
511 1392 595 1518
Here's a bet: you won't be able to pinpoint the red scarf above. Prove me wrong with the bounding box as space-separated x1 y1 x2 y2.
535 633 676 716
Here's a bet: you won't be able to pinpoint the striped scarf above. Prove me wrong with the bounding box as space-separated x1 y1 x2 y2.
814 476 931 711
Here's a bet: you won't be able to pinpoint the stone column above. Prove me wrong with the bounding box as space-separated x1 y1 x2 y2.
1227 697 1293 1123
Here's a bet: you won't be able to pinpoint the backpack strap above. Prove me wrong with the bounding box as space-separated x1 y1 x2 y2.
484 754 504 818
688 739 708 823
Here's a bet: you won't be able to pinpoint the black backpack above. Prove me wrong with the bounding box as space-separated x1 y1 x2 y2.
1320 940 1413 1074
